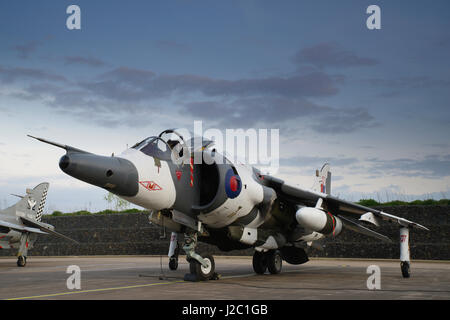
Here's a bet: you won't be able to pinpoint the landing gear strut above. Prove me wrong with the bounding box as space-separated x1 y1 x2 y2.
252 249 282 274
183 231 216 281
168 232 180 270
400 227 411 278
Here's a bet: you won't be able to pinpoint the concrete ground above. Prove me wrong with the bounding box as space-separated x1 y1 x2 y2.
0 256 448 300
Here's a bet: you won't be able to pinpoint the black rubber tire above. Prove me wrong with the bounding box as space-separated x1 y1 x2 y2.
189 255 215 281
169 257 178 270
267 250 282 274
252 251 268 274
401 261 410 278
17 256 26 267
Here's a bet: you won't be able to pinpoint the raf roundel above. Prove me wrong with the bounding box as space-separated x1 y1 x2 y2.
225 168 242 199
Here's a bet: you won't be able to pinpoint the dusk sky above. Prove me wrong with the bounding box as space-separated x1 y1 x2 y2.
0 1 449 213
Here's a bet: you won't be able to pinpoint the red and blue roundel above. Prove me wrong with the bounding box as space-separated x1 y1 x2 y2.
225 168 242 199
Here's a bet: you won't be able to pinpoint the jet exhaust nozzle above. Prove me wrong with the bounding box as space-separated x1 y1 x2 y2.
59 153 139 197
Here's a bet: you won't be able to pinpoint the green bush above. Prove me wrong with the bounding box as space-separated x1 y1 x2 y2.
357 199 380 207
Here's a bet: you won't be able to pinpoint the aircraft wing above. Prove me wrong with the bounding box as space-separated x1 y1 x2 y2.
19 216 79 244
261 175 429 231
0 219 47 234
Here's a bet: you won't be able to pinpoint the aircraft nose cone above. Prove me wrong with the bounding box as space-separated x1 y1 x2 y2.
58 153 139 197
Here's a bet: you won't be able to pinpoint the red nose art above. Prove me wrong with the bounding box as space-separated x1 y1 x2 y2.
230 176 238 192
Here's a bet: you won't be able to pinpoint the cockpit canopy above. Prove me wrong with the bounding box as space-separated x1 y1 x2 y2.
131 129 214 161
132 136 172 160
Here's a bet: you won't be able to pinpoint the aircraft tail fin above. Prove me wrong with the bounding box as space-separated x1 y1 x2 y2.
312 163 331 195
6 183 49 222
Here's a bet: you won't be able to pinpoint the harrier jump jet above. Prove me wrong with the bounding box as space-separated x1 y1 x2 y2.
30 130 428 280
0 182 78 266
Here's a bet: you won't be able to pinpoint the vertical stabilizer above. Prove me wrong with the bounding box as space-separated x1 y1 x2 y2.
312 164 331 195
6 183 49 222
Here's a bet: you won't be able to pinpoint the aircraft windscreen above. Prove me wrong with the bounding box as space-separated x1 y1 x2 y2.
132 137 171 160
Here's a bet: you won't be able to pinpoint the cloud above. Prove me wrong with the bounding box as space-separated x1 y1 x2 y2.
64 56 106 67
367 76 450 90
280 155 358 168
181 98 377 134
365 155 450 178
310 108 378 133
182 97 329 127
0 65 67 84
5 64 375 134
79 67 341 102
333 184 450 203
12 41 41 59
3 43 378 134
11 36 53 59
293 42 379 69
424 143 450 149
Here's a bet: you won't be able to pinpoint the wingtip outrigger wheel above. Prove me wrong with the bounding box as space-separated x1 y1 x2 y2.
17 233 30 267
17 255 27 267
400 227 411 278
169 257 178 271
168 232 180 271
401 261 410 278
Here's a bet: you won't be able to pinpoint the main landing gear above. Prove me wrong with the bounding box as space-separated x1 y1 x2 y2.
252 249 282 275
183 231 218 281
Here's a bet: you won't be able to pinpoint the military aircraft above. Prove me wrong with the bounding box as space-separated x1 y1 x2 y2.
29 129 428 280
0 182 78 266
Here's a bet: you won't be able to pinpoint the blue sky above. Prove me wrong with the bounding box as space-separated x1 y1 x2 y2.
0 1 449 212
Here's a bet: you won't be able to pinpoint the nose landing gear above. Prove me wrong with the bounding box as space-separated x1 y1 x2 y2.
182 231 218 281
189 254 216 281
